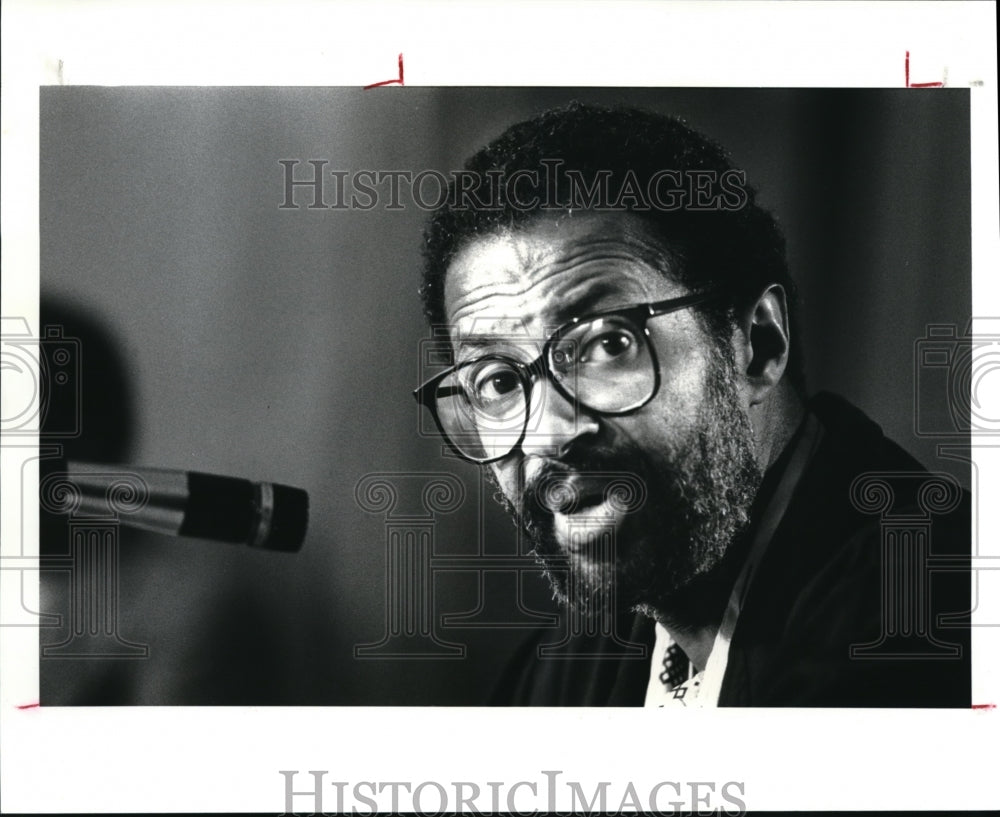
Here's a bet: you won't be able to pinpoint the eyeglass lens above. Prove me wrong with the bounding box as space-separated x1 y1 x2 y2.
433 315 655 461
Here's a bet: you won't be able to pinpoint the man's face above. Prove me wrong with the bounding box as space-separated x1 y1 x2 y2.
443 212 762 617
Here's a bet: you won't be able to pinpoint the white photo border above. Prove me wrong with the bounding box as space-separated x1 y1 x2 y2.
2 1 998 813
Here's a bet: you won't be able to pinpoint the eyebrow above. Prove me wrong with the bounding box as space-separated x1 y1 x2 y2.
455 281 640 349
547 281 634 326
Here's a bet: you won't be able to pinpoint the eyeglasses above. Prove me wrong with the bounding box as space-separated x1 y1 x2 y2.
413 291 721 463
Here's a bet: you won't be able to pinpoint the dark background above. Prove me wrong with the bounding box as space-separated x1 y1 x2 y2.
38 87 970 705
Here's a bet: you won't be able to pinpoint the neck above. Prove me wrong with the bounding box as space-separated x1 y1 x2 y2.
657 619 718 674
754 381 806 471
645 547 747 671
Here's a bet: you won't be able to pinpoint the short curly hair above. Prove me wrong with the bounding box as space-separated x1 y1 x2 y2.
420 102 804 392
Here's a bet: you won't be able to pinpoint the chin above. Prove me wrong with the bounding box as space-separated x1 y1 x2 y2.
535 508 738 621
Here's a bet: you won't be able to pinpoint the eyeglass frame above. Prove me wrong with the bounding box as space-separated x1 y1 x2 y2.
412 290 725 463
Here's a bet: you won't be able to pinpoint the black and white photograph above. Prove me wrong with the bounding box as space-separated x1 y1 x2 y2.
32 85 976 710
2 2 997 814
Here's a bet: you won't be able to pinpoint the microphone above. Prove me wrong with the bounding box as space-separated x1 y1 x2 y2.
43 461 309 552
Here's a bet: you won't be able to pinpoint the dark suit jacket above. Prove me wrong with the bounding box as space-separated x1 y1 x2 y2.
492 393 971 707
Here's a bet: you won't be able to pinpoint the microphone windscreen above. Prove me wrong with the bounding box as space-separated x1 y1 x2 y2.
261 483 309 552
178 472 309 552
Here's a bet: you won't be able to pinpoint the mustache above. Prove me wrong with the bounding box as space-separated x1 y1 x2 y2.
520 446 652 520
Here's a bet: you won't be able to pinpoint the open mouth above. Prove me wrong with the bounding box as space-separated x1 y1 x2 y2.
535 475 629 554
525 467 649 559
536 474 609 515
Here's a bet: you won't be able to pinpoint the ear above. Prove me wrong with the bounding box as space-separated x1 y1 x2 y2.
738 284 791 406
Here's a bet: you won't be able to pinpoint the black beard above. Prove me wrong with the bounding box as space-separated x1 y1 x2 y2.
493 350 763 624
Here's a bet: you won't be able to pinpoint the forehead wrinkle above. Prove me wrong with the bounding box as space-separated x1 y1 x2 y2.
444 213 685 334
448 243 667 321
450 266 644 339
551 217 679 276
554 231 673 267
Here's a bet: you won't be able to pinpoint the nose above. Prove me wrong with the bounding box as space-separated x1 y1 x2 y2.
517 377 599 458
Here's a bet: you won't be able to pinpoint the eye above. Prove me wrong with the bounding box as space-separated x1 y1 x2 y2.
468 361 522 404
581 328 638 363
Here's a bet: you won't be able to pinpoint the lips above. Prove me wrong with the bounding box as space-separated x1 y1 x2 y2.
533 472 610 515
522 463 651 565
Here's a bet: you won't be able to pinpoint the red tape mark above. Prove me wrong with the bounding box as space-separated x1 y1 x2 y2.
906 51 944 88
971 703 996 710
364 54 404 89
16 702 40 709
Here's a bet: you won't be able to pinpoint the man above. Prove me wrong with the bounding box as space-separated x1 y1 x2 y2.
414 103 970 707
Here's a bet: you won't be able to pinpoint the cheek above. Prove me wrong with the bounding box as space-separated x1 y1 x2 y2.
490 460 522 506
644 347 714 432
647 316 714 397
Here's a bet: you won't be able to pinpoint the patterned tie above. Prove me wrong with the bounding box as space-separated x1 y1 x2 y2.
659 641 690 690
